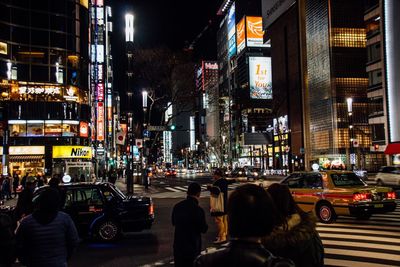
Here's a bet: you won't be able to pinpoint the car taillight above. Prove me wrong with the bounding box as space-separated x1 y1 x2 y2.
353 193 371 202
149 203 154 215
387 192 396 199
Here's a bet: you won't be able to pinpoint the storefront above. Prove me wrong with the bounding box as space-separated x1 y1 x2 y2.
0 146 45 176
52 146 92 181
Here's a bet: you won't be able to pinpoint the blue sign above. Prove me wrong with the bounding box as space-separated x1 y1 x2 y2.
143 129 150 138
227 3 236 58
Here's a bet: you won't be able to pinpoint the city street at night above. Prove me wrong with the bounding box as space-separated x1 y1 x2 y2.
1 0 400 266
66 175 400 267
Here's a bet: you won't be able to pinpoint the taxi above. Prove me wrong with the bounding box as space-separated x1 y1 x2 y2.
280 170 397 223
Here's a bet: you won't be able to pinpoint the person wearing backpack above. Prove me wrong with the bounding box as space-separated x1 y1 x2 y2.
263 183 324 267
194 184 294 267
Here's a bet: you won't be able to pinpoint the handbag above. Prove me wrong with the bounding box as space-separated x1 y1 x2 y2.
210 188 224 213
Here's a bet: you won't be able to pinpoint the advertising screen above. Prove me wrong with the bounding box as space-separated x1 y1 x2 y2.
246 17 268 47
249 57 272 99
227 3 236 58
97 102 104 141
236 17 246 53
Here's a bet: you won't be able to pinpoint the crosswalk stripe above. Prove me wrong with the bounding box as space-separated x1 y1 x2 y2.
323 240 400 252
165 187 181 192
317 222 400 232
319 232 400 244
326 248 400 261
317 226 400 237
324 258 397 267
174 186 188 191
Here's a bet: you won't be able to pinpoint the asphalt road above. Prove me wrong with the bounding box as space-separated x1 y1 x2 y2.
69 197 218 267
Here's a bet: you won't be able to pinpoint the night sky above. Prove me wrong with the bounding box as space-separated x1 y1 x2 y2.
110 0 222 112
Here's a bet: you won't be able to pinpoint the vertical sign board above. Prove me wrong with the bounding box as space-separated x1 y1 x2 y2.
97 102 104 141
190 116 196 151
227 3 236 58
236 17 246 53
246 17 268 47
249 57 273 99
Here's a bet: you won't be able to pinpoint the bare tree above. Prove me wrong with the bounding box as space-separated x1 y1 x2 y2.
133 46 197 149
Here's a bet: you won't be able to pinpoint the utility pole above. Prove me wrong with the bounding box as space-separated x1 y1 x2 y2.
125 13 134 194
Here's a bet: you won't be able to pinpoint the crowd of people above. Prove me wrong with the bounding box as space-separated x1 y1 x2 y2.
0 175 79 267
172 169 324 267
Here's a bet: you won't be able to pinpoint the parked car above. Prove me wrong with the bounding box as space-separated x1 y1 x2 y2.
375 166 400 186
165 168 177 177
281 171 397 223
33 182 154 241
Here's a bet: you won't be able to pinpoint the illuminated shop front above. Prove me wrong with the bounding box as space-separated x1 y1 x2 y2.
52 146 93 181
0 146 45 177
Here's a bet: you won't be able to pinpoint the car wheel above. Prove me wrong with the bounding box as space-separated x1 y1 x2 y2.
317 203 336 224
96 220 120 241
356 214 371 220
376 179 384 186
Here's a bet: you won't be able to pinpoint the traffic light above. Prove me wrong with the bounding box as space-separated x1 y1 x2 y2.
169 125 176 131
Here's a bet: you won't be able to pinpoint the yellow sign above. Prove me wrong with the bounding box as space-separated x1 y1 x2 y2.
53 146 92 159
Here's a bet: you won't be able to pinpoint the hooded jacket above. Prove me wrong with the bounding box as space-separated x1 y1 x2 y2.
262 213 324 267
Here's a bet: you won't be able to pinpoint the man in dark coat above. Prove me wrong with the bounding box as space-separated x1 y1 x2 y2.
172 182 208 267
14 176 37 221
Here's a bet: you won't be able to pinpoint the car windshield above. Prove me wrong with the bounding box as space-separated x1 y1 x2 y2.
109 183 126 200
331 173 366 187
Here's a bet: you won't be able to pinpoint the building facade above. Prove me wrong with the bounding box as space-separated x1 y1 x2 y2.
0 0 92 178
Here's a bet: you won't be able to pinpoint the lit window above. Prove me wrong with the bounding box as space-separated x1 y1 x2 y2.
331 28 366 48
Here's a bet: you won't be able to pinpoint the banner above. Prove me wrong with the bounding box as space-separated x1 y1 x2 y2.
249 57 273 99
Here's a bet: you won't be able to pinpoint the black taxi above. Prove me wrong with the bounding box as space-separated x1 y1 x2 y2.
33 182 154 241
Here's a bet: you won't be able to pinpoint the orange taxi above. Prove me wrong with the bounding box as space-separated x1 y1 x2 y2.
280 171 397 223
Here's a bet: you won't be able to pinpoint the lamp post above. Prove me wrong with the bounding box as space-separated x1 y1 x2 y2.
346 97 355 170
125 12 134 194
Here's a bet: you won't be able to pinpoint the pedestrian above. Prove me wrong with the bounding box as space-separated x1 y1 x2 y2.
21 174 28 189
12 172 19 198
80 174 86 182
91 173 97 183
194 184 294 267
37 175 45 187
262 183 324 267
14 176 37 221
172 182 208 267
16 188 79 267
0 213 17 267
209 168 228 244
2 176 12 200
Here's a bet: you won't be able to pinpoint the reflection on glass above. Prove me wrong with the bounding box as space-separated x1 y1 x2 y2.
9 123 27 137
27 121 44 137
45 121 62 136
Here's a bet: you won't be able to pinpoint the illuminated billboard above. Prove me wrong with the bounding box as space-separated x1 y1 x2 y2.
249 57 272 99
246 17 268 47
96 102 104 141
227 3 236 58
236 17 246 53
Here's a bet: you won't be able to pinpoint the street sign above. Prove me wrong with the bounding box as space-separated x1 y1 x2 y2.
143 129 150 138
353 139 359 147
147 125 167 131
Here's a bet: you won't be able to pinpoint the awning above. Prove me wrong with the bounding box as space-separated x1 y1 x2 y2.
384 143 400 155
9 155 44 163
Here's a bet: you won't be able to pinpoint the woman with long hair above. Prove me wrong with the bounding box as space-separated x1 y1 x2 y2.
262 183 324 267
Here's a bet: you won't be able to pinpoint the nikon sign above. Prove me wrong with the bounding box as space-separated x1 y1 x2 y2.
52 146 92 159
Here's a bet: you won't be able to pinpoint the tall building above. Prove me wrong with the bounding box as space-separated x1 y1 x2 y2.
304 0 371 170
218 0 273 168
0 0 91 178
365 0 400 167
